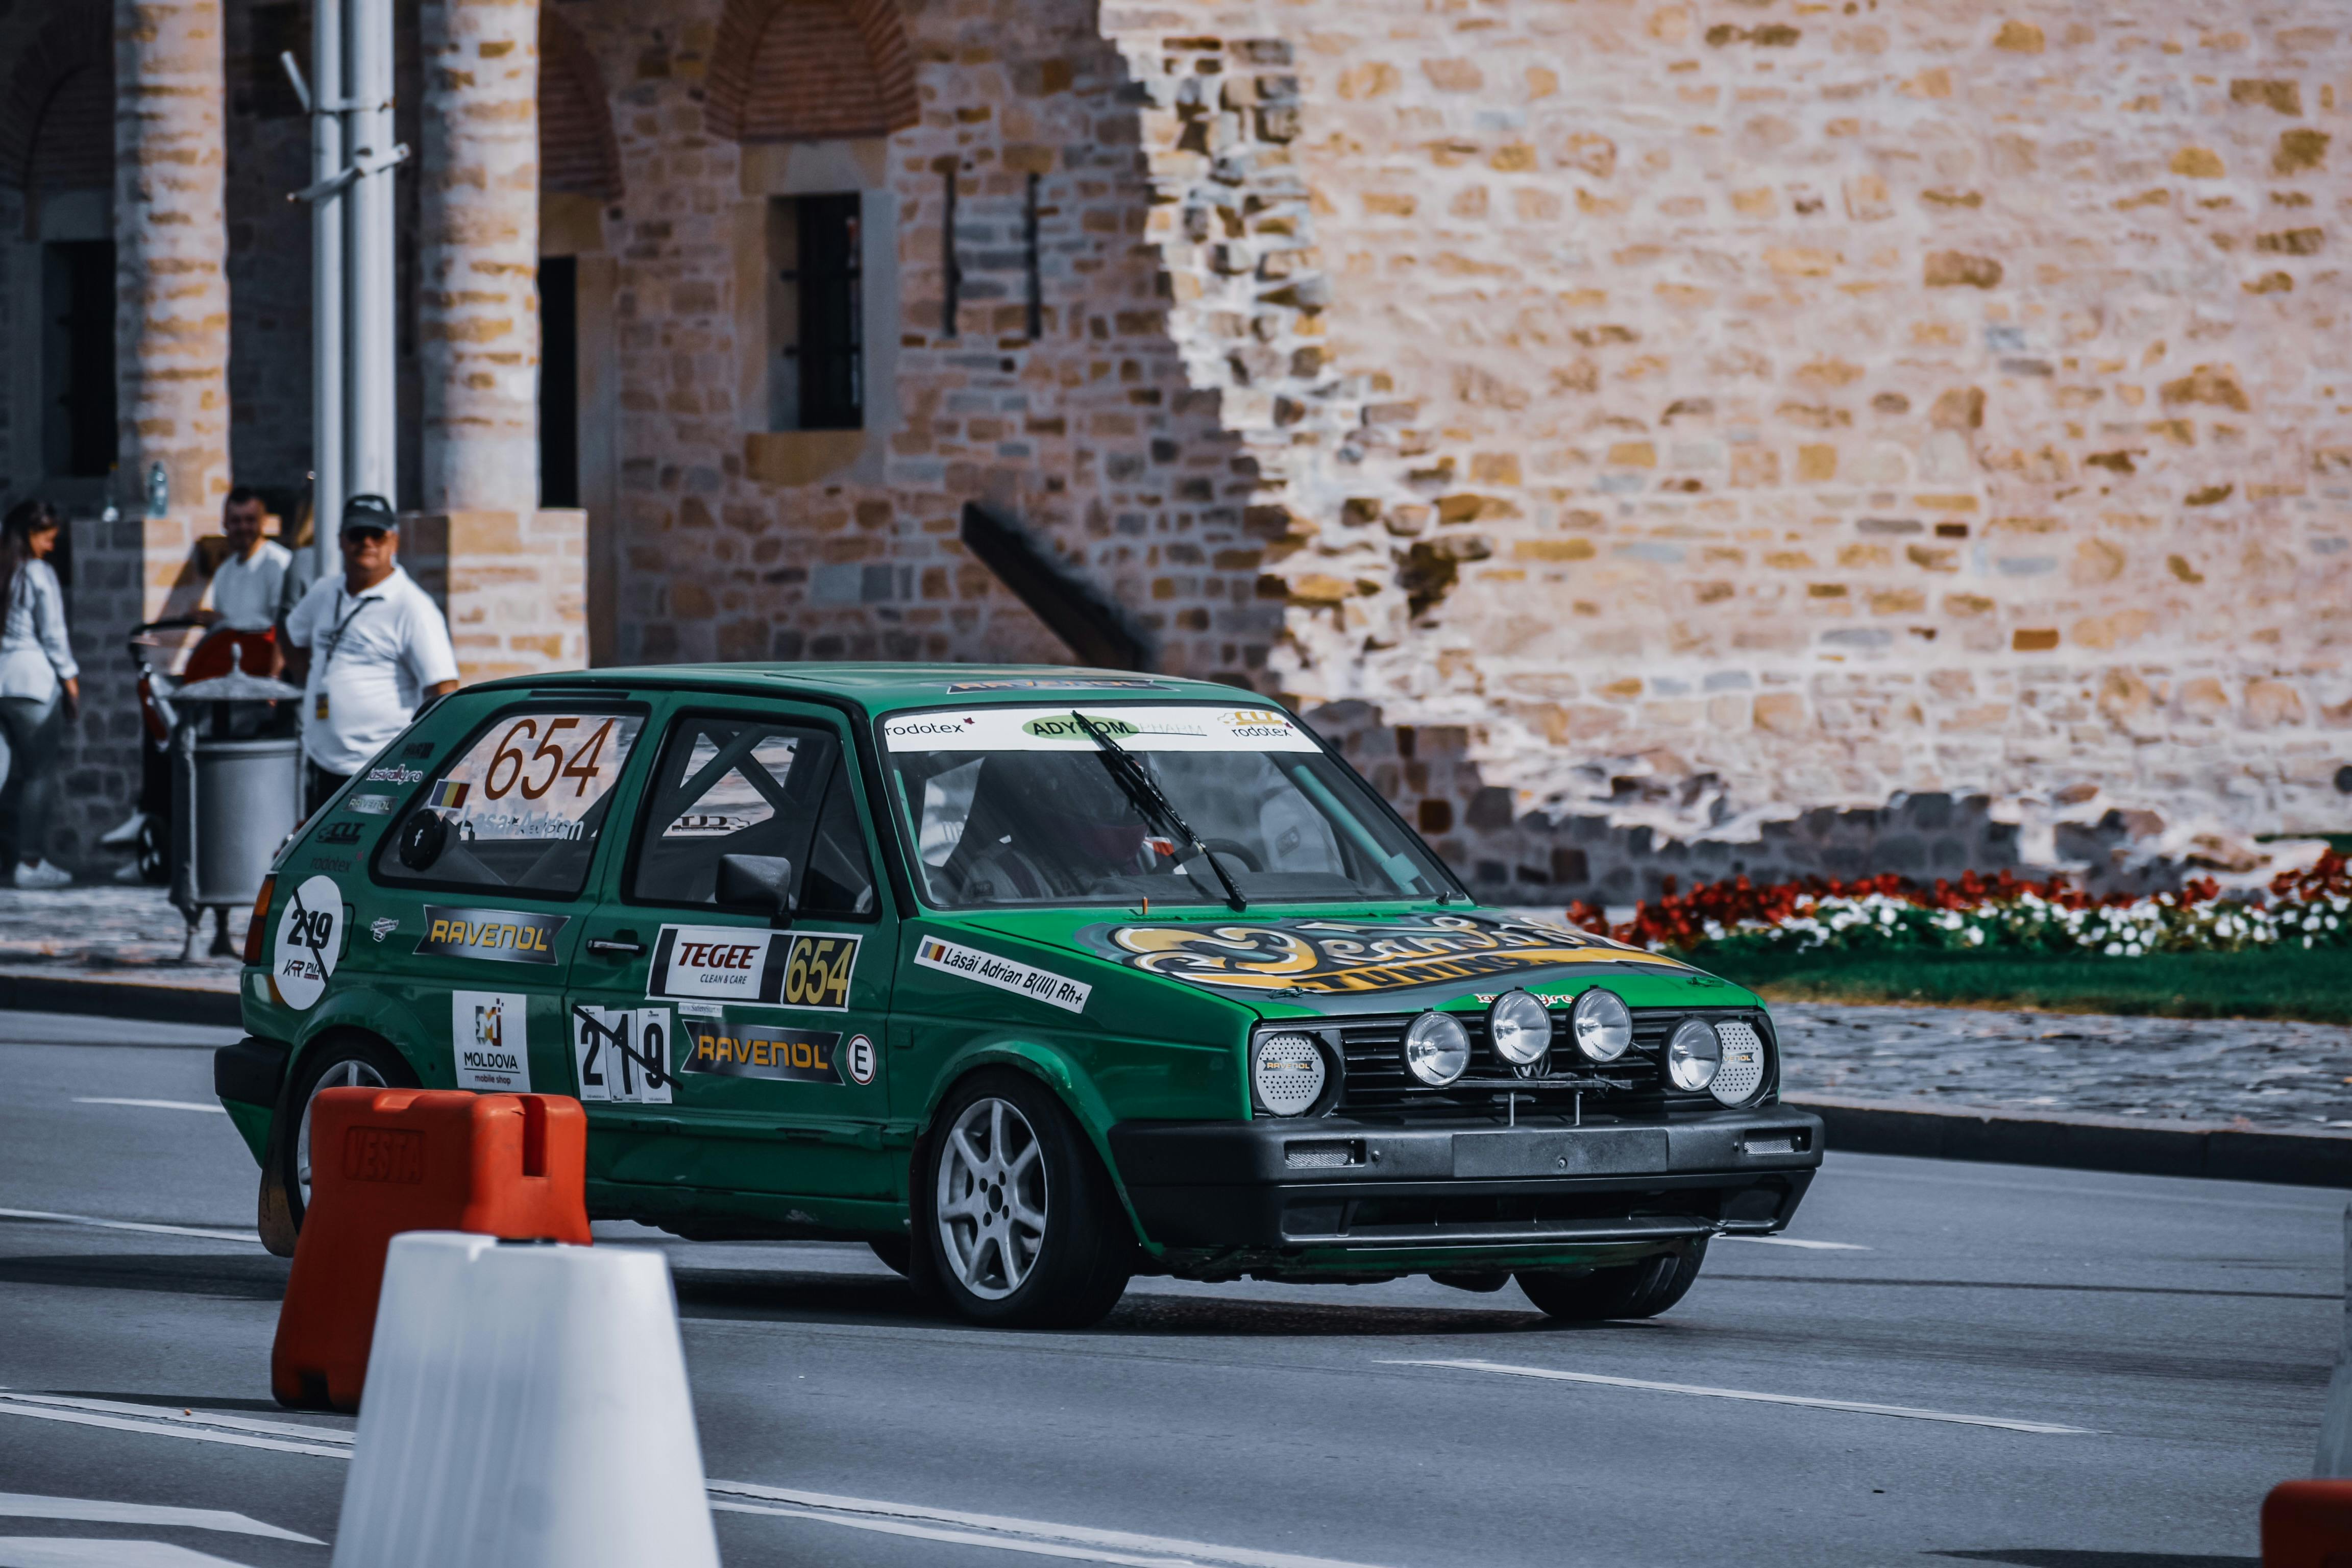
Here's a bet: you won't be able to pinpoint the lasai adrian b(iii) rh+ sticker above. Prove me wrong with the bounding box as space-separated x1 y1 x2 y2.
913 937 1091 1013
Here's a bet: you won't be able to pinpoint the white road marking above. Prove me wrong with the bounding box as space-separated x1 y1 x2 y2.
0 1403 1392 1568
0 1395 350 1448
0 1209 258 1245
714 1501 1199 1567
0 1493 318 1544
0 1542 259 1567
1717 1236 1871 1252
708 1484 1398 1568
0 1400 350 1460
71 1098 227 1115
1382 1359 2097 1435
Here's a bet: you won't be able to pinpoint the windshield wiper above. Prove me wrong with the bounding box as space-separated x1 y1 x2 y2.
1068 710 1246 912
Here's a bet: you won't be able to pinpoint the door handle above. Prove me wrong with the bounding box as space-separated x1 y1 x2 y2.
587 936 645 958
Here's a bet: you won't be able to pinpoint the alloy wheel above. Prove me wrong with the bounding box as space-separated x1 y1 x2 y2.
296 1058 388 1207
935 1097 1047 1301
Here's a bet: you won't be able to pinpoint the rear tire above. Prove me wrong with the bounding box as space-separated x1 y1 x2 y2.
275 1034 418 1231
1517 1238 1709 1322
917 1071 1133 1329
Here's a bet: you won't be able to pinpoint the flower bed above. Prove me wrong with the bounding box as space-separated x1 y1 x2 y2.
1565 851 2352 959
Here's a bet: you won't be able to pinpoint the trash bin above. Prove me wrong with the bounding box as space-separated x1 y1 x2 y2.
170 671 304 960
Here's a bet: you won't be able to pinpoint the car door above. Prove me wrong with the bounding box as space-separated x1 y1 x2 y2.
566 700 896 1204
352 695 652 1100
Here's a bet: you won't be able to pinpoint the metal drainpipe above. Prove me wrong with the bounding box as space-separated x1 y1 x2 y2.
310 0 343 574
345 0 397 507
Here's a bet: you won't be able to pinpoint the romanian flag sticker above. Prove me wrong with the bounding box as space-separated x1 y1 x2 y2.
427 779 470 810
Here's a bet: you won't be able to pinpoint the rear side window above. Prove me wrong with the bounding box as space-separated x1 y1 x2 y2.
628 715 877 917
376 708 645 896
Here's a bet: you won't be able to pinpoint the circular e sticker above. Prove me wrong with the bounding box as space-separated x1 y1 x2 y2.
845 1034 876 1086
273 874 345 1010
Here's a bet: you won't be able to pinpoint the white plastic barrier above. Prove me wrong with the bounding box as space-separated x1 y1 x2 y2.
2320 1205 2352 1478
329 1232 721 1568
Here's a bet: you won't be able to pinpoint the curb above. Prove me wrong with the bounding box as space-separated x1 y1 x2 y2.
1787 1092 2352 1190
0 971 243 1028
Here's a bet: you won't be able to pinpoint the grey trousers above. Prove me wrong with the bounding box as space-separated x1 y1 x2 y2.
0 692 64 865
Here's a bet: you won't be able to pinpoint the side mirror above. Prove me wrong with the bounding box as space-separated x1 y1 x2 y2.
716 853 795 926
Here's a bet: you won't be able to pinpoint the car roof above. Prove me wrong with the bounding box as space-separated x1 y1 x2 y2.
469 663 1269 718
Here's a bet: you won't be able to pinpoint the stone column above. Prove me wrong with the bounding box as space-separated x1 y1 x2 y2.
113 0 231 620
418 0 583 680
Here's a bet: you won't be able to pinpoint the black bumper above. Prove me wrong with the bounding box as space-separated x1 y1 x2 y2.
214 1036 289 1109
1110 1105 1822 1259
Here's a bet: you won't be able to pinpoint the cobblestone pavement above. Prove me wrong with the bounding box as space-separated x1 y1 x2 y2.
1775 1000 2352 1130
0 886 245 991
2 889 2347 1129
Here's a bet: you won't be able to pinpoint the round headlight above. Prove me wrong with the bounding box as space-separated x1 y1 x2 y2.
1667 1018 1722 1092
1570 988 1633 1063
1252 1033 1327 1116
1488 990 1553 1066
1403 1011 1471 1087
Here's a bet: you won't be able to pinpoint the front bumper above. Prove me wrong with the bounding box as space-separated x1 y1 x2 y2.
1109 1105 1822 1273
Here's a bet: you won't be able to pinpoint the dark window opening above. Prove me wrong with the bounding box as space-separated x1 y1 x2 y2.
539 256 579 507
43 240 116 480
768 193 862 432
248 3 309 119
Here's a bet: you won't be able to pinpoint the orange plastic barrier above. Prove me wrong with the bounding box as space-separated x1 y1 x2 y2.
271 1088 591 1412
2264 1480 2352 1568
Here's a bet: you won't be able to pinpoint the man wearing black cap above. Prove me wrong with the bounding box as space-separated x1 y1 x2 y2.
282 495 460 814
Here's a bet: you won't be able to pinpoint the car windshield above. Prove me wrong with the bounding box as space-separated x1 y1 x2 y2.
880 704 1459 910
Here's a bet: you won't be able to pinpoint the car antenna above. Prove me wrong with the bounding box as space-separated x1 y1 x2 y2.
1069 710 1246 912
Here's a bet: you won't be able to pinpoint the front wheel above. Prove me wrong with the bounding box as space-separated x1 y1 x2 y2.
275 1035 418 1231
1517 1237 1709 1322
919 1072 1132 1329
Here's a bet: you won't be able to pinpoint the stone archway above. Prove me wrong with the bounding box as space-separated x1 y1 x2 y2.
540 8 621 201
0 11 112 197
706 0 920 144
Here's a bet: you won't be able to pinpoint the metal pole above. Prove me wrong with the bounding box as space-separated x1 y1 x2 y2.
345 0 396 505
310 0 344 578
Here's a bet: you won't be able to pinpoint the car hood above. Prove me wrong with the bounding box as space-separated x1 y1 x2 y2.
948 906 1747 1018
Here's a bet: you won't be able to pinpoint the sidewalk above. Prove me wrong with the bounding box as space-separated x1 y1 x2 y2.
0 886 243 1022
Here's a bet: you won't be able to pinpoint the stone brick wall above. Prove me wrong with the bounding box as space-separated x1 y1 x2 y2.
1103 0 2352 866
559 0 1280 678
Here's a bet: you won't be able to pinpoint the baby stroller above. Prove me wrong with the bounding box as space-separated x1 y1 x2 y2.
108 619 287 884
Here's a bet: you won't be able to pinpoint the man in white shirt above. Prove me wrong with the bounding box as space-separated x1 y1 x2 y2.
283 495 461 814
204 487 292 633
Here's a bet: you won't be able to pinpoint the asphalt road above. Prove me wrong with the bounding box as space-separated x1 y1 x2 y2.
0 1007 2337 1568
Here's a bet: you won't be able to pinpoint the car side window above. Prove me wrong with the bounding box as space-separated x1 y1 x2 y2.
375 708 645 896
628 716 877 917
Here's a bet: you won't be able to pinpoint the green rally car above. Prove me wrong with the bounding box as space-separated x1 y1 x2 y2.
215 664 1822 1328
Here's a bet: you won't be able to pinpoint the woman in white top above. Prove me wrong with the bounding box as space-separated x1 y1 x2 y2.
0 500 80 887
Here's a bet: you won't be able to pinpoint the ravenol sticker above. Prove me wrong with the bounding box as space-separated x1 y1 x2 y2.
647 926 861 1010
271 874 344 1010
914 937 1091 1014
453 990 531 1093
681 1021 842 1083
347 793 396 816
572 1005 674 1104
415 906 568 965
